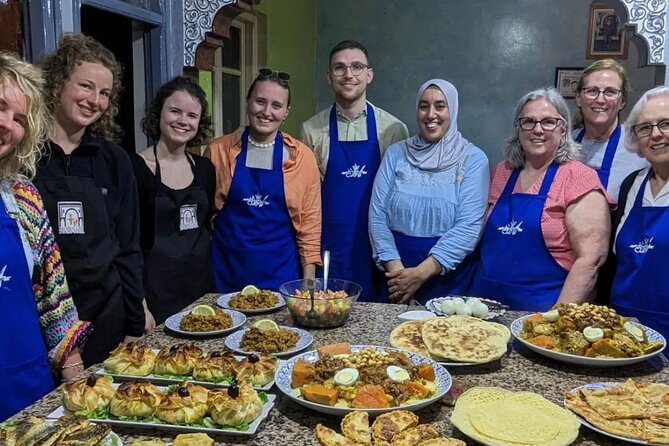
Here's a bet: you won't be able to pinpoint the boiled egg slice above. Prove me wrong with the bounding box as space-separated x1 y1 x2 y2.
333 368 359 386
583 326 604 343
623 321 645 342
542 309 559 322
386 365 410 382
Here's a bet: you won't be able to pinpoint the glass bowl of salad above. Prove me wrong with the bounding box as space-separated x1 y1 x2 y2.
279 278 361 328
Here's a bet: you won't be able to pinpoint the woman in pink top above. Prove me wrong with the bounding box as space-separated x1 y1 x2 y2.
470 87 611 311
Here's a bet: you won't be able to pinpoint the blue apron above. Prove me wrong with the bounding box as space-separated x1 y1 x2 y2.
211 130 300 292
320 104 381 301
0 194 55 421
610 171 669 340
470 162 567 311
575 125 620 189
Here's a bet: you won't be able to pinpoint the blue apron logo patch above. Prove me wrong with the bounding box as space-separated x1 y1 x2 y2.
341 164 368 178
179 204 199 231
243 194 270 208
58 201 84 234
629 236 655 254
497 220 524 236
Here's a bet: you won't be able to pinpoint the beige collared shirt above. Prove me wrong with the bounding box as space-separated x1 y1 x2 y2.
298 102 409 178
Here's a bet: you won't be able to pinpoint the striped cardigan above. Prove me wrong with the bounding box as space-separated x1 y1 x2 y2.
8 180 91 374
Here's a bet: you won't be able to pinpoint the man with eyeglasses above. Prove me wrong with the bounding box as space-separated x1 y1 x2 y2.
299 40 408 302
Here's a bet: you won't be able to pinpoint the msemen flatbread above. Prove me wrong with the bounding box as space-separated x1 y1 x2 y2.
421 316 510 363
389 321 431 357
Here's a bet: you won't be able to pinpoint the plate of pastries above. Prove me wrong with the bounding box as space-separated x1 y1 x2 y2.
0 414 120 446
52 376 275 436
101 343 276 390
164 304 246 336
217 285 286 314
130 432 215 446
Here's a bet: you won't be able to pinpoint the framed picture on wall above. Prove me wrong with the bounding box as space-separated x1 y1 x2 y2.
587 3 628 59
555 67 583 98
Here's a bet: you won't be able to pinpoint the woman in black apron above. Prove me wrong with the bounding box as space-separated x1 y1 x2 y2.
133 77 216 324
36 34 150 367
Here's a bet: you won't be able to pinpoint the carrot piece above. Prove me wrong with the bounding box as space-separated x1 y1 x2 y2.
405 381 430 398
416 364 435 382
528 335 556 349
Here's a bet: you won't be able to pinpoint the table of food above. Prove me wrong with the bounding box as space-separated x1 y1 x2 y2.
4 285 668 446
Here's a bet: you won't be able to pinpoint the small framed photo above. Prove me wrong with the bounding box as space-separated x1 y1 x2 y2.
587 3 628 59
555 67 584 99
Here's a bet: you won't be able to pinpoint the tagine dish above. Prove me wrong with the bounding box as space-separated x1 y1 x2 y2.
512 303 666 366
389 315 511 365
100 344 276 390
164 305 246 336
0 415 119 446
275 342 451 416
314 409 465 446
217 285 286 314
51 379 275 436
426 296 507 320
225 325 314 357
564 379 669 445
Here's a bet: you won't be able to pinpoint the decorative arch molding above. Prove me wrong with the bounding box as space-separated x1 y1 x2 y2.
183 0 257 70
619 0 667 64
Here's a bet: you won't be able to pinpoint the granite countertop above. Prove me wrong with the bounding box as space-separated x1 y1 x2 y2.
14 296 669 445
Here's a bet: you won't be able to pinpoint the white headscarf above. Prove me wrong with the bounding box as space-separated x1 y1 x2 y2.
404 78 472 172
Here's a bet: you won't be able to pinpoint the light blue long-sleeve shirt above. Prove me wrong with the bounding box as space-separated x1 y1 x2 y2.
369 141 490 271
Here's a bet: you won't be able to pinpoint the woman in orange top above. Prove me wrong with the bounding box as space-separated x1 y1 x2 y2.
205 69 321 292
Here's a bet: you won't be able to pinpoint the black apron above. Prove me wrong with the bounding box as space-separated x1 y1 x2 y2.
34 157 125 367
143 146 213 324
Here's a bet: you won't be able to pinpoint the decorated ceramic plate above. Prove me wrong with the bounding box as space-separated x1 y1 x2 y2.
225 326 313 357
275 345 452 416
565 382 663 445
217 291 286 314
511 316 666 367
164 308 246 336
425 296 506 320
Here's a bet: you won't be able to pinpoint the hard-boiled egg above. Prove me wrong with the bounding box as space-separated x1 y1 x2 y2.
333 368 359 386
466 297 482 308
623 321 645 342
441 299 456 315
471 302 489 318
386 365 410 382
542 309 559 322
583 326 604 343
455 301 472 316
451 297 465 306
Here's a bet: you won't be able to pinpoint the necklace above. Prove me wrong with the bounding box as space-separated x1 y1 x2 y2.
248 136 274 148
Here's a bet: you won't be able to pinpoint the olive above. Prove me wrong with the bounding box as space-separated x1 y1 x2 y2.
86 376 97 387
227 384 240 398
249 353 259 364
211 351 221 358
177 386 190 397
170 345 178 352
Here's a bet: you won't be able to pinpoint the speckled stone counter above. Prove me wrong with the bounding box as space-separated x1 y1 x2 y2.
14 297 669 445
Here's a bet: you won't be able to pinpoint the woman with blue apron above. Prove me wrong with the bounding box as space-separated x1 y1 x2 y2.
321 104 381 301
574 125 620 190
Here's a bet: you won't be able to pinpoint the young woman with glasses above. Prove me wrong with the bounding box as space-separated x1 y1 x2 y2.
572 59 648 203
608 86 669 340
469 87 612 311
205 69 321 292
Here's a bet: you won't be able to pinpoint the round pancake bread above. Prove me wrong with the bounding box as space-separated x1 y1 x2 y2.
389 321 431 357
421 316 511 363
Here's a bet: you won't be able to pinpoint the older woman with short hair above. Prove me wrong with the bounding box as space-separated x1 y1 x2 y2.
609 86 669 340
470 87 611 311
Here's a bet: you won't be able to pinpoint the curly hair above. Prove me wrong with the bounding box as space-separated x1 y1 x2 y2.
504 87 580 168
573 59 630 129
41 33 123 142
141 76 213 148
0 52 49 181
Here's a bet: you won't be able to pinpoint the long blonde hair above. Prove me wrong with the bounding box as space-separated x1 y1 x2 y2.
0 52 48 181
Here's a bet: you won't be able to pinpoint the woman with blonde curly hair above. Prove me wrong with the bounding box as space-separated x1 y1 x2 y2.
34 33 151 367
0 52 91 420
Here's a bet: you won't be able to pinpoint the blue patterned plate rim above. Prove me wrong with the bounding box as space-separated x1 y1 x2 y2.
164 308 246 336
224 325 313 357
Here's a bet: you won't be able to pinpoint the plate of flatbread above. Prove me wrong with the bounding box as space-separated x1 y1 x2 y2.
389 316 511 366
564 380 669 445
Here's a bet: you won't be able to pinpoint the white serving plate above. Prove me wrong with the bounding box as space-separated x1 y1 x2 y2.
217 291 286 314
47 383 275 437
511 315 666 367
225 326 313 358
164 308 246 336
565 382 663 445
397 310 437 322
275 345 452 416
425 296 506 320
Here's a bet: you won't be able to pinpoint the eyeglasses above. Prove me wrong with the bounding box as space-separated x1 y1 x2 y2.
517 117 564 131
580 87 622 101
330 62 369 76
631 119 669 138
258 68 291 81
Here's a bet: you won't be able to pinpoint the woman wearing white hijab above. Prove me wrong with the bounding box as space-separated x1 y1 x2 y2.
369 79 490 304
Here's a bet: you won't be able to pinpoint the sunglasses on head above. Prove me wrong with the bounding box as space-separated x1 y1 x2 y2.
258 68 291 81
